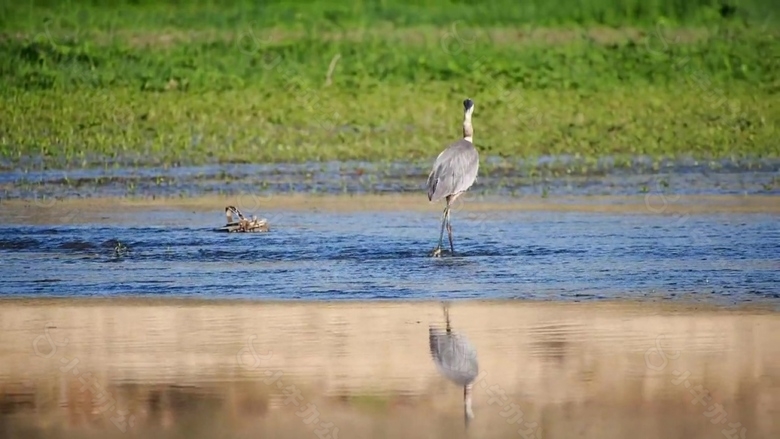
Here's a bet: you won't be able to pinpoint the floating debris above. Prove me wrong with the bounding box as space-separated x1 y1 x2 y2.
216 206 269 233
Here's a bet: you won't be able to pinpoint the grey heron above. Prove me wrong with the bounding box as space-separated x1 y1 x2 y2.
429 302 479 426
426 98 479 257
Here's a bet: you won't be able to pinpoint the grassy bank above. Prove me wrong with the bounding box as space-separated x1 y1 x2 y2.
1 1 778 170
2 0 777 30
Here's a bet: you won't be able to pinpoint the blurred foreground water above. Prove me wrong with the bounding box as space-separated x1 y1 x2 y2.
1 300 779 439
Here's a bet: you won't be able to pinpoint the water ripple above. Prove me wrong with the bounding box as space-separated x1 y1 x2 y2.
0 208 777 304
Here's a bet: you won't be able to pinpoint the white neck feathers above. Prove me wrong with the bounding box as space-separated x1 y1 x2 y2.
463 108 474 143
463 123 473 143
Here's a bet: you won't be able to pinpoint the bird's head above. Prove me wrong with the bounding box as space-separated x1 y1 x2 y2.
463 98 474 113
462 98 475 123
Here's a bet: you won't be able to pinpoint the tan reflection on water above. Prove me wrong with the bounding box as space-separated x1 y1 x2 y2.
0 299 779 439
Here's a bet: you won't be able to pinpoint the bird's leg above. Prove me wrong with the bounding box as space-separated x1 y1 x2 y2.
431 204 448 257
446 207 454 254
439 205 448 250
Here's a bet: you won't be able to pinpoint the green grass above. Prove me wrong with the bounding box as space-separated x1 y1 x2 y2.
2 0 778 30
1 1 779 169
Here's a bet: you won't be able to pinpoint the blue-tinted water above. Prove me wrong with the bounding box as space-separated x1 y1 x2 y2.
1 208 777 304
3 157 779 199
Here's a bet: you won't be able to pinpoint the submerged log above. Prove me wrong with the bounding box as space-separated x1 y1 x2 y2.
216 206 270 233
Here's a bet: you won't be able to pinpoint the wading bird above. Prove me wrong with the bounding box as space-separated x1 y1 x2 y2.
429 302 479 427
426 98 479 257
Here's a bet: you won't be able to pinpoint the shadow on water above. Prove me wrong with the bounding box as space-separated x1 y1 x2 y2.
1 300 779 439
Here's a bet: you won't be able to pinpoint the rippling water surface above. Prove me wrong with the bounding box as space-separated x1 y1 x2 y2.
0 206 778 303
1 158 779 438
3 157 779 199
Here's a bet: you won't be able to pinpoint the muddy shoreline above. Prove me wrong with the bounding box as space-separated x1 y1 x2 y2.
1 193 778 226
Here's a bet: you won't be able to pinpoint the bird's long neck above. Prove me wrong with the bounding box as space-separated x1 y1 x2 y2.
463 113 473 143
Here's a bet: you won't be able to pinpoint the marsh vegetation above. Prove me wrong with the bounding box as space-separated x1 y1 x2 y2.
1 0 778 172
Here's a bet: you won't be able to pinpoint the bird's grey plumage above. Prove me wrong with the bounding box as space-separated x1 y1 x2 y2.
427 139 479 203
426 98 479 257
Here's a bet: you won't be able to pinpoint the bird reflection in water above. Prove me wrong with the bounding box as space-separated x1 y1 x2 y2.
428 302 479 428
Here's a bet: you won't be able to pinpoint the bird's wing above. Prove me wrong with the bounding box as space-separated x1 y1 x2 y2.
427 140 479 202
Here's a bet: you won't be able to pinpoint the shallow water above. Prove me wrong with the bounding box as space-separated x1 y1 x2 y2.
1 157 779 438
2 156 779 200
0 202 777 304
1 301 779 439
